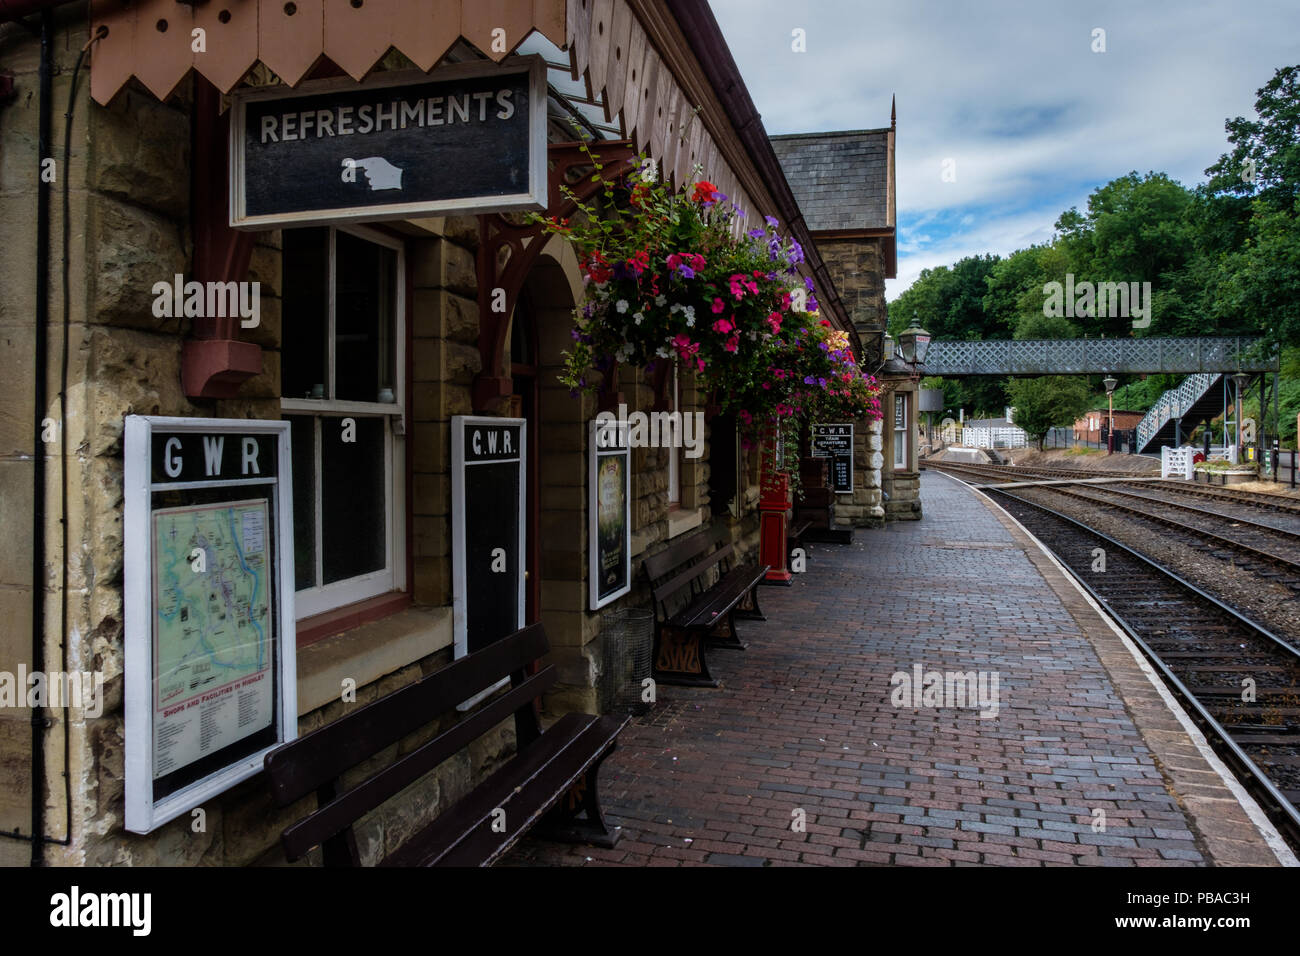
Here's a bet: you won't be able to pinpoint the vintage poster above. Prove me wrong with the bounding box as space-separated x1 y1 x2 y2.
589 420 631 609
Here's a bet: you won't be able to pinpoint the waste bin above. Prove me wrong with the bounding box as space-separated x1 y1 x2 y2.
599 607 654 717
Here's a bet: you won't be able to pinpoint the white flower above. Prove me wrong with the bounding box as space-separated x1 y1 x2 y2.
616 299 628 314
656 346 670 358
684 305 696 321
686 314 696 327
655 295 667 307
633 312 644 325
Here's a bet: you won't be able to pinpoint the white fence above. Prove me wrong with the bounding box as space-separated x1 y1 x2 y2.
962 426 1029 450
1161 446 1194 479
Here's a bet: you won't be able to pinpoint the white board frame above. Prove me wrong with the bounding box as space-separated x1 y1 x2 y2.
451 416 527 709
588 419 632 610
229 56 549 230
123 416 297 834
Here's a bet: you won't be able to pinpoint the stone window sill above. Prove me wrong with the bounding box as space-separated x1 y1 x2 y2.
295 605 452 715
667 505 705 539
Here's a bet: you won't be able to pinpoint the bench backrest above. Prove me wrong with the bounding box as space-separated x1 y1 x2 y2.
642 532 733 616
264 622 552 864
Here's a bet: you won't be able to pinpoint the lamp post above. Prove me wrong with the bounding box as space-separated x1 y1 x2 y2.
1232 372 1250 461
1103 375 1117 455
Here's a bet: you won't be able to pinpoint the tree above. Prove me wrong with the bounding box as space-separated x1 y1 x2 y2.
1006 376 1092 450
1202 64 1300 349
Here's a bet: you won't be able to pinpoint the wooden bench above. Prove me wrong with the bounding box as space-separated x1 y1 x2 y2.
263 623 627 867
642 532 769 688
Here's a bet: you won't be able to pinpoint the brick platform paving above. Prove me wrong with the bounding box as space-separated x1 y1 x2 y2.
506 471 1287 867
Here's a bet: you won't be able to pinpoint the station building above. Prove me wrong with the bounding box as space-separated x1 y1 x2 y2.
0 0 913 865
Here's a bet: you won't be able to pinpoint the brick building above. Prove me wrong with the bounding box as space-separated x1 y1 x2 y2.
771 121 920 523
1 0 904 865
1074 408 1143 444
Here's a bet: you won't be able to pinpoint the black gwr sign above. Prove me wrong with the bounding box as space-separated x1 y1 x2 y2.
229 58 547 229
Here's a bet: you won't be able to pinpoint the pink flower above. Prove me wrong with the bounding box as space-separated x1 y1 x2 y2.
711 298 726 314
724 335 740 353
713 318 734 335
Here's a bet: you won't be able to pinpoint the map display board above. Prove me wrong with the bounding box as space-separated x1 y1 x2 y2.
124 417 296 834
150 500 274 779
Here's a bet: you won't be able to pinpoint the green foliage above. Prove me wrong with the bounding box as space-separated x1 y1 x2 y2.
891 63 1300 437
1006 376 1093 450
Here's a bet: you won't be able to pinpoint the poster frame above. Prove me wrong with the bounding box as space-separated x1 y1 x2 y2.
588 419 632 611
123 415 297 834
450 415 527 661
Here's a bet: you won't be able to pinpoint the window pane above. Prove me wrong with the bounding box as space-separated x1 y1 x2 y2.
287 415 317 591
321 416 386 584
334 231 397 403
282 228 330 399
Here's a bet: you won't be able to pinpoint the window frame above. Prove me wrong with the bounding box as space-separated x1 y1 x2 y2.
279 223 408 620
893 392 908 471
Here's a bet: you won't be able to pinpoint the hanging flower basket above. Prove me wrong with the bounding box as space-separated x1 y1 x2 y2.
534 143 884 479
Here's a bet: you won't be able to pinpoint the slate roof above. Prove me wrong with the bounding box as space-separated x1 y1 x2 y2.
770 129 893 232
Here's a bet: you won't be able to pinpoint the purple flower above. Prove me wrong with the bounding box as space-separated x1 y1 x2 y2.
765 215 779 228
571 328 582 340
748 228 767 239
803 375 816 385
644 361 657 374
807 294 820 312
677 265 696 279
804 276 816 292
788 239 805 264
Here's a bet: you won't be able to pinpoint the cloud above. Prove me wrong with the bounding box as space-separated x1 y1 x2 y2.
710 0 1300 300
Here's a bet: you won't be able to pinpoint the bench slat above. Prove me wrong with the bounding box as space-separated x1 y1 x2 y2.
279 664 558 861
672 563 766 629
265 623 549 806
642 532 713 582
650 543 732 609
383 713 627 867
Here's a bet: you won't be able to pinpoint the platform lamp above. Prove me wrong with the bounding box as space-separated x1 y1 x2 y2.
1103 376 1118 455
896 314 931 382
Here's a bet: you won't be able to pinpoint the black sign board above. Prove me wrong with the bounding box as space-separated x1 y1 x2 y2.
451 417 526 664
230 59 547 229
811 423 854 494
150 432 279 484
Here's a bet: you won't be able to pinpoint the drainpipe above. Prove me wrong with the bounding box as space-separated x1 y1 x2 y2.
30 4 53 868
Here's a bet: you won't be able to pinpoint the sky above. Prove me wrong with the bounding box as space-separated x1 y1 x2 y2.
709 0 1300 302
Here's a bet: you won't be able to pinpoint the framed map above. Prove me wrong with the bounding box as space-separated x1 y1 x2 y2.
124 416 297 834
150 500 274 780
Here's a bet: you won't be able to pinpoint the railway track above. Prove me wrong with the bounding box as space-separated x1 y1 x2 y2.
927 459 1300 520
980 486 1300 848
1014 484 1300 584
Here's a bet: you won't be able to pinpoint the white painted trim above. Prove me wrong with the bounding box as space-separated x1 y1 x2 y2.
123 416 297 834
229 59 548 229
